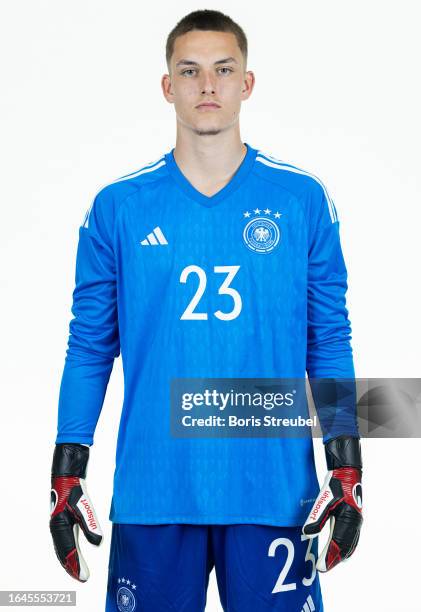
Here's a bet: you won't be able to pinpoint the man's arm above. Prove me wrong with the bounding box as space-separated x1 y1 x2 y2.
305 185 359 442
56 188 120 445
303 182 362 573
50 188 119 581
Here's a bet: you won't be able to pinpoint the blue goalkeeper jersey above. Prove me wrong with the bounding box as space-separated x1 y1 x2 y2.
56 142 358 526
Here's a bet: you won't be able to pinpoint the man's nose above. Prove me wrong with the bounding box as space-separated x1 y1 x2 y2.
199 72 216 94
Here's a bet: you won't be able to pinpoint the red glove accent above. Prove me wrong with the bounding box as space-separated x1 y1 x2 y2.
50 475 103 582
302 467 362 572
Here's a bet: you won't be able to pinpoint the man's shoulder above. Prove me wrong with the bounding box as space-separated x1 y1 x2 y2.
82 152 168 228
253 148 330 200
96 153 168 203
253 148 338 225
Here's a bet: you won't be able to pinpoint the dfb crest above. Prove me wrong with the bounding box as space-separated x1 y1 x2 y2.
243 216 281 254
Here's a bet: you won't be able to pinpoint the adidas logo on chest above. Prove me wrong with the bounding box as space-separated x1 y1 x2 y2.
140 226 168 246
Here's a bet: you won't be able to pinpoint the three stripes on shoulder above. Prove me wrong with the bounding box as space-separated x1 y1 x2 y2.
140 226 168 246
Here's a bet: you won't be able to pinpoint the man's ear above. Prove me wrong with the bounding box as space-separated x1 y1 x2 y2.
161 73 174 102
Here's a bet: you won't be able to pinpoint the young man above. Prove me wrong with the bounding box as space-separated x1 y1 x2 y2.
50 10 363 612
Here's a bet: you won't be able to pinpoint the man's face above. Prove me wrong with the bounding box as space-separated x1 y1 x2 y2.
162 30 254 136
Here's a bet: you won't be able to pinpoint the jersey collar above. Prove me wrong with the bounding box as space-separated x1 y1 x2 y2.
164 142 257 207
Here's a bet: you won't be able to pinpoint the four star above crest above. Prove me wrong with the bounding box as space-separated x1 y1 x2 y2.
118 577 137 589
243 210 283 218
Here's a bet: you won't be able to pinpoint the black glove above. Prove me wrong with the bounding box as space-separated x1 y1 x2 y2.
302 436 363 572
50 443 103 582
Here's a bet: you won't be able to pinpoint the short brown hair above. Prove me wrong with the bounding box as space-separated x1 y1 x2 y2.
166 9 248 70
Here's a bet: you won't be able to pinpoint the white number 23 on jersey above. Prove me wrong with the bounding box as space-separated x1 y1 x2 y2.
180 265 242 321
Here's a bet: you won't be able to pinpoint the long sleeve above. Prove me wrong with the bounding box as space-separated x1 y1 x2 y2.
55 189 120 446
305 185 359 442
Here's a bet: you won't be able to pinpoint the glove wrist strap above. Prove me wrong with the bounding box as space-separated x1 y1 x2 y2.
325 435 362 470
52 443 89 478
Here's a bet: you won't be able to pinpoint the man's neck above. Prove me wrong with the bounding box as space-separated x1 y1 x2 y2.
173 134 247 197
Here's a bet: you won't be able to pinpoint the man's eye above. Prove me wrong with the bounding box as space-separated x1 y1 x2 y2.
180 67 233 76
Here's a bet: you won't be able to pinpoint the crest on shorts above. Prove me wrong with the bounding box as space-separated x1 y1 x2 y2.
242 208 282 254
116 577 137 611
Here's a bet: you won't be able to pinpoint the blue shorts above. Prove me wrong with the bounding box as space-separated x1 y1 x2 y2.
105 524 323 611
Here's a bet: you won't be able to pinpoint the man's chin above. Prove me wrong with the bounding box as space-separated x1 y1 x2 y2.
192 119 225 136
176 112 229 136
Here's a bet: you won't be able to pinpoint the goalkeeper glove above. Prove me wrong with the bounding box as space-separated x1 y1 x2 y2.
50 443 103 582
302 435 363 572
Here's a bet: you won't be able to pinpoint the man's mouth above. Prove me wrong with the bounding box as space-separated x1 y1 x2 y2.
196 102 221 110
